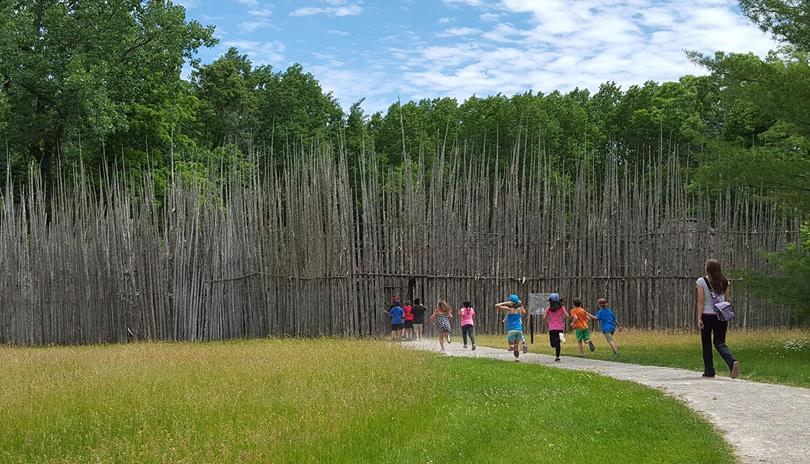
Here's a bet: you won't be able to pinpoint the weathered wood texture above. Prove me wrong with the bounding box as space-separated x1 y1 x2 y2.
0 147 800 345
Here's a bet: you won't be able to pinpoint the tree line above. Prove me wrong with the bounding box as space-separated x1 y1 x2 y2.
0 0 808 321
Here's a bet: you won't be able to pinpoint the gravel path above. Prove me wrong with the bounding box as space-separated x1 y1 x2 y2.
407 339 810 464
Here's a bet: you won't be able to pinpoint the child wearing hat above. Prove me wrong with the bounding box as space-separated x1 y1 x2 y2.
543 293 569 362
595 297 621 355
495 294 527 361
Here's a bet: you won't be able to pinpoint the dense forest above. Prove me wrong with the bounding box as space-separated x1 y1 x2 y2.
0 0 808 321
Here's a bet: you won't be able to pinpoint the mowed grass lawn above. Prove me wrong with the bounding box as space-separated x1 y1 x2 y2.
476 329 810 387
1 339 734 464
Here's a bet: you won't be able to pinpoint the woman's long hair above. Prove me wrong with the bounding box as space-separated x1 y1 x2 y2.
705 259 729 294
437 300 452 314
548 301 562 311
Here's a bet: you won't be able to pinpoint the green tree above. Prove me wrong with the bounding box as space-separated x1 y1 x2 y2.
691 1 810 322
690 49 810 212
0 0 215 191
345 99 369 159
741 0 810 51
257 64 343 157
192 48 272 152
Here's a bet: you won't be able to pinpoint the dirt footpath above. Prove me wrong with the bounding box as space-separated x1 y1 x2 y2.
408 340 810 464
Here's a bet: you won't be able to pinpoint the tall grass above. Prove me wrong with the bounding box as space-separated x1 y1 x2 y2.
0 339 734 463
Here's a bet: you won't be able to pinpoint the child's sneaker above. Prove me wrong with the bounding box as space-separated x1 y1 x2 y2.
588 341 595 352
554 357 561 362
447 335 452 344
522 340 528 353
472 345 476 351
513 349 519 359
463 344 467 349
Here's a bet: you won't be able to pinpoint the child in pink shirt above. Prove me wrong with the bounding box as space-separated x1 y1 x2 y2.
459 301 476 350
542 293 569 362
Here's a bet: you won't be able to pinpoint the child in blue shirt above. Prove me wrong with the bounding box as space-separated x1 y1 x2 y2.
595 297 620 355
496 294 527 361
389 300 405 340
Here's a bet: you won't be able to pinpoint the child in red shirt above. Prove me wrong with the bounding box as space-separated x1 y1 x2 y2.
403 303 414 340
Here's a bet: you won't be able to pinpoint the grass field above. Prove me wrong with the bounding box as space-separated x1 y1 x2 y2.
0 339 734 463
475 329 810 387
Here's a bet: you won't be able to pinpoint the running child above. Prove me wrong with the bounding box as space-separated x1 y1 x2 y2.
459 301 476 350
411 298 428 340
569 298 596 356
403 301 414 340
542 293 569 362
595 297 621 355
389 299 405 340
501 315 528 353
429 300 453 352
495 294 527 361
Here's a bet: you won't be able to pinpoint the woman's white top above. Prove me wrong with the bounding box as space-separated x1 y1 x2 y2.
696 277 725 315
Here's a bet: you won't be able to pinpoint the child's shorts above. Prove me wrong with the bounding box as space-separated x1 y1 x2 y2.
507 330 523 343
404 320 414 329
575 328 591 342
602 331 615 342
391 323 404 331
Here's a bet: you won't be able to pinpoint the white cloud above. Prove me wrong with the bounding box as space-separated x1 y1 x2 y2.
308 63 398 113
248 8 272 17
442 0 486 7
222 40 286 65
392 0 779 102
239 20 272 33
290 1 363 17
436 27 481 38
238 8 273 33
209 0 779 115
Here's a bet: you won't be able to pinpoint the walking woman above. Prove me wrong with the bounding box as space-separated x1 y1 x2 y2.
696 259 740 379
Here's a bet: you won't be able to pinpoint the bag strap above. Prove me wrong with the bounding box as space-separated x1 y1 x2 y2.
704 276 723 305
703 275 714 292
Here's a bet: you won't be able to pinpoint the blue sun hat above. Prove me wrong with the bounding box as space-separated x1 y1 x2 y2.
508 294 520 305
548 293 561 303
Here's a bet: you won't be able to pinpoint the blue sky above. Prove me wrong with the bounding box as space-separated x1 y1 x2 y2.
177 0 779 113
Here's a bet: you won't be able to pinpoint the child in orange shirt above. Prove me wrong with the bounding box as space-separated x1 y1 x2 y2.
569 299 597 356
